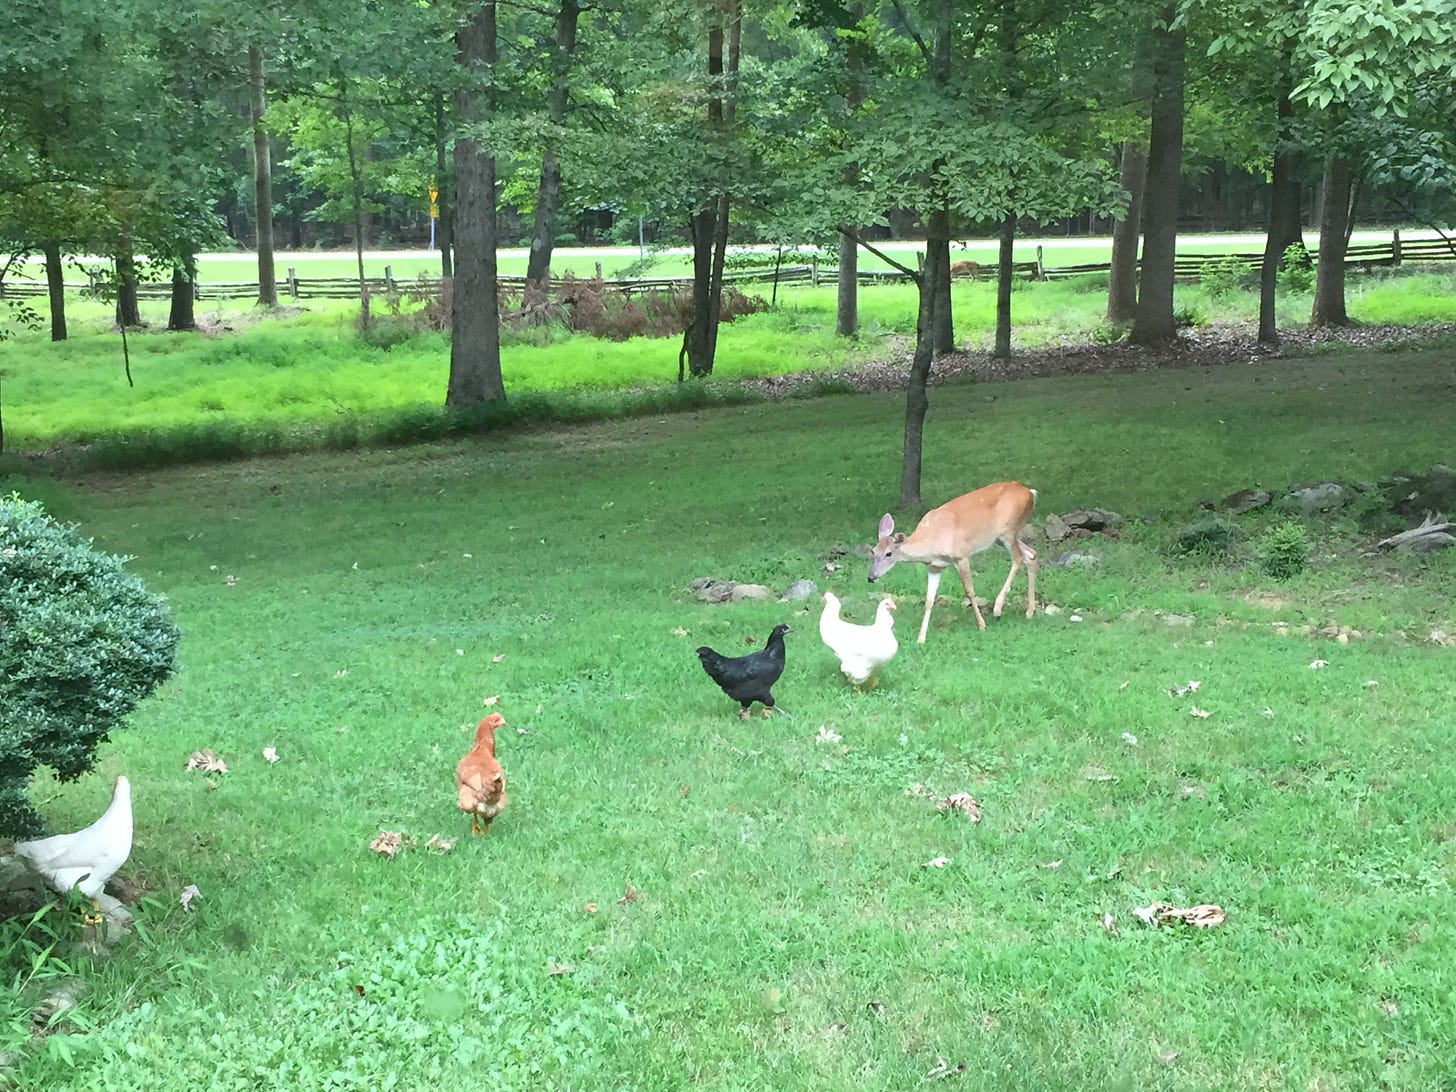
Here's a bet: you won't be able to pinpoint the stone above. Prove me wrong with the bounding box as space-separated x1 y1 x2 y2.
688 577 720 592
697 581 737 604
1275 481 1346 514
853 543 874 559
1383 464 1456 520
1060 508 1124 533
729 583 773 602
780 579 817 602
1048 550 1101 569
1162 613 1195 626
1044 513 1071 543
1219 488 1272 515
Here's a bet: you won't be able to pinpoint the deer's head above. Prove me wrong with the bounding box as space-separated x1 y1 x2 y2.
868 513 908 583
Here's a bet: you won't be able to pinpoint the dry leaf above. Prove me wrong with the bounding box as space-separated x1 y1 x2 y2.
1041 859 1063 870
1168 680 1201 697
224 574 237 587
925 1057 967 1080
937 793 982 822
671 626 689 637
547 961 575 977
1190 705 1211 718
185 749 229 774
584 902 598 915
679 785 690 797
1101 912 1118 935
866 1000 886 1017
179 884 201 912
335 669 348 678
1134 901 1226 928
482 694 501 706
906 782 928 797
1081 766 1116 782
1364 679 1379 688
923 856 951 869
425 834 457 853
491 654 505 663
369 830 412 858
1159 1050 1179 1065
1132 903 1164 926
1118 680 1130 690
262 746 279 764
823 1022 847 1039
816 725 843 745
1263 707 1275 718
1378 998 1398 1017
618 885 643 904
1121 732 1138 745
1309 658 1329 669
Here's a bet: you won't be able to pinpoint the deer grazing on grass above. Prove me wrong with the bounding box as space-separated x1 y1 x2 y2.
868 481 1038 644
949 260 980 280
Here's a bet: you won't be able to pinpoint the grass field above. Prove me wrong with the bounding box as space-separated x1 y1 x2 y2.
3 345 1456 1088
5 266 1456 462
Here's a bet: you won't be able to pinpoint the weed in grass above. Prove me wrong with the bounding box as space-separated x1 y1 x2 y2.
1255 520 1309 580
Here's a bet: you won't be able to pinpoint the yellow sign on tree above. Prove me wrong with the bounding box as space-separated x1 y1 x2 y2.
428 180 439 219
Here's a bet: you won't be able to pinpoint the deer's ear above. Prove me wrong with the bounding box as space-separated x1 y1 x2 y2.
893 532 907 545
877 513 895 539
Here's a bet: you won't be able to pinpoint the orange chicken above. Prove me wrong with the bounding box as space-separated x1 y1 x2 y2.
456 713 507 835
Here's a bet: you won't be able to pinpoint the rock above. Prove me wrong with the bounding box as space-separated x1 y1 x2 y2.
1219 488 1272 514
697 581 737 604
1060 508 1124 534
34 978 85 1029
729 583 773 602
780 579 817 602
1382 464 1456 520
1162 613 1195 626
1275 481 1346 514
688 577 720 592
853 543 874 559
1044 513 1071 543
1048 550 1101 568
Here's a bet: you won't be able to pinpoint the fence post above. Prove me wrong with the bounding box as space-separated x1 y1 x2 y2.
193 274 201 300
384 265 395 293
811 255 819 287
1035 245 1046 281
1392 229 1402 266
287 267 298 298
595 260 603 280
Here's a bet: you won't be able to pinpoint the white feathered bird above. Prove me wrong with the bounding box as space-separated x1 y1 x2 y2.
819 592 898 691
14 776 132 920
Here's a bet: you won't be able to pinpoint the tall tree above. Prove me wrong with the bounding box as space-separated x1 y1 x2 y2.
524 0 582 289
1128 5 1184 345
448 0 505 406
249 46 278 307
1106 140 1146 323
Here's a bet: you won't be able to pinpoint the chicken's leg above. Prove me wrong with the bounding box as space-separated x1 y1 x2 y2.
470 814 484 836
82 898 103 926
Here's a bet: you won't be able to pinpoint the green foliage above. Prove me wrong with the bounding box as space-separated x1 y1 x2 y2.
1091 320 1129 345
1279 242 1315 294
1173 301 1208 327
1256 520 1309 580
1201 255 1255 299
0 494 179 835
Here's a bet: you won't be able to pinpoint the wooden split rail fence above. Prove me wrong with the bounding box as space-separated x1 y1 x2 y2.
2 231 1450 302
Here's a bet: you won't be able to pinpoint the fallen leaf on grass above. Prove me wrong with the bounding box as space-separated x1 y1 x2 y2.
425 834 457 853
1189 705 1211 718
1040 859 1063 870
262 746 279 764
1364 679 1379 688
1309 658 1329 669
184 749 228 774
584 902 598 915
906 782 929 797
922 856 951 869
482 694 501 706
179 884 201 912
618 885 643 904
1159 1050 1179 1065
866 1000 886 1017
937 793 981 822
1133 902 1226 928
823 1022 847 1039
547 962 575 977
491 654 505 664
1168 680 1201 697
816 725 843 745
1121 732 1138 745
1081 765 1117 782
1263 707 1275 718
679 785 690 797
224 574 237 587
1378 997 1398 1017
671 627 689 637
1101 913 1118 935
369 830 414 858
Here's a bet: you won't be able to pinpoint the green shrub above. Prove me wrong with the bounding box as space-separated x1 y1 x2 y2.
1278 242 1314 294
0 494 180 835
1173 302 1207 328
1169 516 1236 558
1091 321 1129 345
1201 256 1254 299
1256 520 1308 580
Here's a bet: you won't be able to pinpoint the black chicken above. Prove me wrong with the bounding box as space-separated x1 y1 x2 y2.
695 623 792 719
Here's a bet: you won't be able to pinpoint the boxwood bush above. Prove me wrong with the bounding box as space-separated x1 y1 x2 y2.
0 494 180 835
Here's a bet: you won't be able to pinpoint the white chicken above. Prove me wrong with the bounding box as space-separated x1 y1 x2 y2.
14 775 132 924
819 592 898 691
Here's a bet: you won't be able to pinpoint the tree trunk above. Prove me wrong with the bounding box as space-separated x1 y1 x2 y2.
525 0 581 290
994 213 1015 357
899 274 936 509
447 0 504 407
1258 78 1304 345
681 208 715 379
1107 140 1146 324
1128 7 1184 346
249 46 277 308
1310 154 1353 327
167 251 197 332
114 230 141 328
434 92 453 279
340 78 369 325
43 239 66 342
836 230 857 336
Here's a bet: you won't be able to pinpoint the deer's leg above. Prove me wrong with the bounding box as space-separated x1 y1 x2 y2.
992 538 1021 619
954 558 987 630
1022 540 1038 619
918 567 944 644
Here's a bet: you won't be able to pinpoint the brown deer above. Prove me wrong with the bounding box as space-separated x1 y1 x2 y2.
868 481 1038 644
949 260 980 281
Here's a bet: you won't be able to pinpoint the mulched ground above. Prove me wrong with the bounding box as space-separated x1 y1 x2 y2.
745 320 1456 397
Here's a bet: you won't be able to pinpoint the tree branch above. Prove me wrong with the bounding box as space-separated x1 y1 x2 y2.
841 226 921 282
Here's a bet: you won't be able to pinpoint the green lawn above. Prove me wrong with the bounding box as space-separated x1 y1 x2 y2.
3 347 1456 1088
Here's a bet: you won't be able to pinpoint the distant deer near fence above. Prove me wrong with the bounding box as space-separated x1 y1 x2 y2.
949 260 980 281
